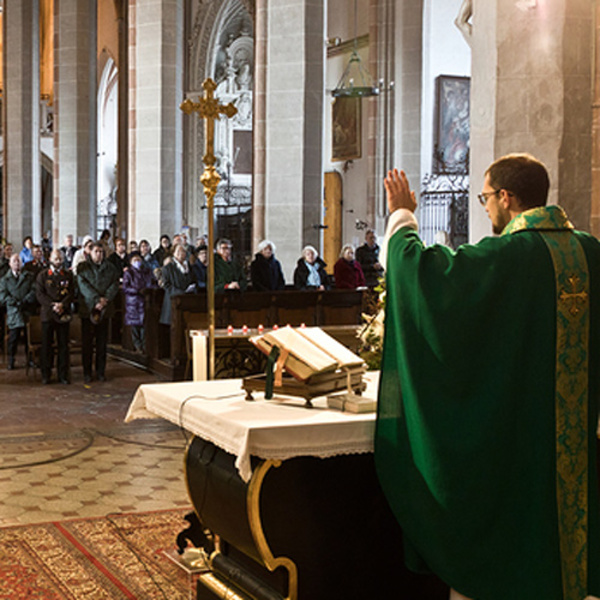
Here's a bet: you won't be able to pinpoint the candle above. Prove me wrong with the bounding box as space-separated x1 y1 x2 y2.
227 325 234 335
242 324 249 334
258 324 264 333
273 324 279 330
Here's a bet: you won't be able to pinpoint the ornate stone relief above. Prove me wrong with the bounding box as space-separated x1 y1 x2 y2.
185 0 254 250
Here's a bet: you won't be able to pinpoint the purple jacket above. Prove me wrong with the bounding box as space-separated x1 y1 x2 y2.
122 266 155 326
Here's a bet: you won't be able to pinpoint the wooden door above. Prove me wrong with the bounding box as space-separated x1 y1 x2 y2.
323 171 343 270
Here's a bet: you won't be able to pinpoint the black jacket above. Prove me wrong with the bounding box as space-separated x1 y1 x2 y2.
250 253 285 291
293 257 328 290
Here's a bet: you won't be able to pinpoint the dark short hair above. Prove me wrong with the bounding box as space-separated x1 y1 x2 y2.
486 153 550 209
23 235 32 244
90 242 104 252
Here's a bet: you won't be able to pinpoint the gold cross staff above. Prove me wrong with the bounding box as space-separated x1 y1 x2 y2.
559 274 589 316
181 78 237 380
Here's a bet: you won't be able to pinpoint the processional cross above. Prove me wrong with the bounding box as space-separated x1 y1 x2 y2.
181 79 237 379
559 274 588 316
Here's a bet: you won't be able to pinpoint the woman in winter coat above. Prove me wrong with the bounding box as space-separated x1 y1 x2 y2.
122 254 156 352
250 240 285 291
333 244 366 289
293 245 329 290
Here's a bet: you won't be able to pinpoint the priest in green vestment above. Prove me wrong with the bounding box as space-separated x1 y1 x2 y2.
375 153 600 600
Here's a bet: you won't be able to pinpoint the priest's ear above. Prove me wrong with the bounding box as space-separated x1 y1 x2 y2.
498 188 520 210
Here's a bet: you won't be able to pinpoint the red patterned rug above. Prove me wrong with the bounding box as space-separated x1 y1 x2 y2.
0 508 197 599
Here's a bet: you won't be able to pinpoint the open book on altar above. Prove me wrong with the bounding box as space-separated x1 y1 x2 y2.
249 326 365 382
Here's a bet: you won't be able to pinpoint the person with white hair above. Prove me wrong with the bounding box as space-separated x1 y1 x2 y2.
72 235 94 274
293 245 328 290
333 244 366 289
250 240 285 291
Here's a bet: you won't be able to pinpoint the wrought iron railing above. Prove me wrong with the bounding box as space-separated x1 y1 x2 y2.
419 173 469 249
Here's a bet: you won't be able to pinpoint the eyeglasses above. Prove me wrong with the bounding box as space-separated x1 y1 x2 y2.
477 189 501 206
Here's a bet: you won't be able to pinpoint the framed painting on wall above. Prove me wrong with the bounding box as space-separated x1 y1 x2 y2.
332 97 361 162
434 75 470 173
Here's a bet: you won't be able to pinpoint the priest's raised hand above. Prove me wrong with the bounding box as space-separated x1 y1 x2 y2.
384 168 417 214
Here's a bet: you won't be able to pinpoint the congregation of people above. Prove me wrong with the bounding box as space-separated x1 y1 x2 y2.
0 228 382 384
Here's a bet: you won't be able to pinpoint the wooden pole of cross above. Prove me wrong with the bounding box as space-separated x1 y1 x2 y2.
181 78 237 380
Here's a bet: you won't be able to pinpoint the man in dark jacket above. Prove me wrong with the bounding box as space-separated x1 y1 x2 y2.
355 229 383 287
0 254 36 369
76 243 120 382
23 245 48 279
36 249 75 384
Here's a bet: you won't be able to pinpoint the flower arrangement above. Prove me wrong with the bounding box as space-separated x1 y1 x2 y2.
358 280 385 370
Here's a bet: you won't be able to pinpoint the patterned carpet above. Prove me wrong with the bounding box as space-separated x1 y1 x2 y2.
0 508 197 599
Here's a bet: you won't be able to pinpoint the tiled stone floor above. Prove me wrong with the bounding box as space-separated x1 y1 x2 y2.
0 351 192 526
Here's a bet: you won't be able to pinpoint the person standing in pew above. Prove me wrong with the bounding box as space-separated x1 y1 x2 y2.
159 244 197 326
192 243 208 290
376 154 600 600
214 238 247 291
0 254 36 370
333 244 366 290
76 243 120 383
122 253 156 353
293 245 328 290
36 249 75 384
250 240 285 291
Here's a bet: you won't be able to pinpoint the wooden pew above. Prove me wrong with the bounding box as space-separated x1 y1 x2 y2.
138 288 367 380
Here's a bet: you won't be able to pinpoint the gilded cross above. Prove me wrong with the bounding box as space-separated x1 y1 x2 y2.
180 78 237 380
559 274 588 316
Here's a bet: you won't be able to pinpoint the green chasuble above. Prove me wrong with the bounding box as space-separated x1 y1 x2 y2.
375 206 600 600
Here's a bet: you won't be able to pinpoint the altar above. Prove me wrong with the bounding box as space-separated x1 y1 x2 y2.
126 375 448 600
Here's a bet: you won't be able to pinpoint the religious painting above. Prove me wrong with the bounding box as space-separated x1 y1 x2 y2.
332 97 361 162
433 75 470 174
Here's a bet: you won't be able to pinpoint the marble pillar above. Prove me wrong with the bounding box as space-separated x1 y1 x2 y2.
3 0 41 245
470 0 593 241
54 0 98 244
129 0 184 245
260 0 325 280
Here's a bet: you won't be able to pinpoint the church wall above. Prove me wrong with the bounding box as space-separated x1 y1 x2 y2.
470 0 593 241
262 0 326 282
392 0 423 224
130 0 184 246
98 0 119 71
420 0 470 177
324 0 373 249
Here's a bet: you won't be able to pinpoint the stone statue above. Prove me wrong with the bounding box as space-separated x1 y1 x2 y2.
455 0 473 47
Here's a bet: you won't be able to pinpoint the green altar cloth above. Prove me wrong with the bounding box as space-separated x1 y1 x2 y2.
375 206 600 600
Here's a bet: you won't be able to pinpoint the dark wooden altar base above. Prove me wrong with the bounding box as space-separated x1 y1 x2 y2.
186 437 448 600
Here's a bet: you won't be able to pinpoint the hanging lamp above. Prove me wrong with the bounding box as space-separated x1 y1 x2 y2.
331 0 379 98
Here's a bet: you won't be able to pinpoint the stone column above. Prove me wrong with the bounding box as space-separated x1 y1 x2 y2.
54 0 98 244
392 0 423 211
3 0 41 245
261 0 325 280
252 0 268 250
470 0 593 241
129 0 184 245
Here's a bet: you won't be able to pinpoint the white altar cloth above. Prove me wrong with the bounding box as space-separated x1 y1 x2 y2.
125 372 379 482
